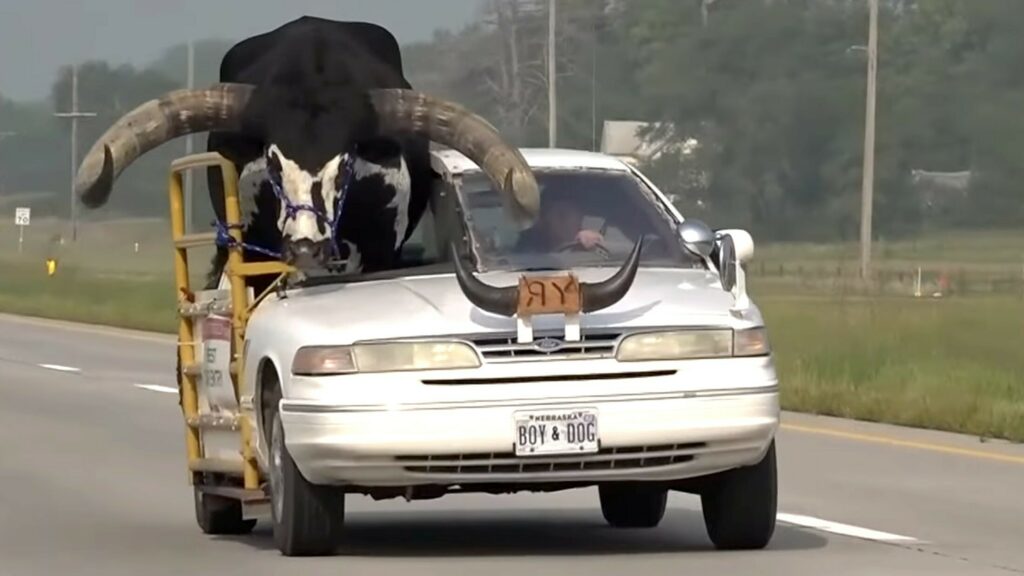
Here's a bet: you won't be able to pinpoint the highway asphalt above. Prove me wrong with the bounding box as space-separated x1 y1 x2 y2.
1 312 1022 575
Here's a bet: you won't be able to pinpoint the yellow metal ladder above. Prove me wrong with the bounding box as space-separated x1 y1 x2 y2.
167 152 294 500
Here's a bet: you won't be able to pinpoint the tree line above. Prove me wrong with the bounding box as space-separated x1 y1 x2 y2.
2 0 1023 242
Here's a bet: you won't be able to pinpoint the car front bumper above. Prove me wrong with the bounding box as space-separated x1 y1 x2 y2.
278 362 780 487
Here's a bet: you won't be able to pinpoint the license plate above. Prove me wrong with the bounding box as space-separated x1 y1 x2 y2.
513 408 599 456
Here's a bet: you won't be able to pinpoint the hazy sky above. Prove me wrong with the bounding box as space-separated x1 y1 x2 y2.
0 0 486 102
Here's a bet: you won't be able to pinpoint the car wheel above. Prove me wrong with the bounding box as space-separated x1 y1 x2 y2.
193 486 258 535
599 483 668 528
700 439 778 550
269 411 345 556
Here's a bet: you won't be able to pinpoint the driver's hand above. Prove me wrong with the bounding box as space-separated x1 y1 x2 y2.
576 229 604 249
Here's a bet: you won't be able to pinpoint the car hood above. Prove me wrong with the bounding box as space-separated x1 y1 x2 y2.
250 267 764 343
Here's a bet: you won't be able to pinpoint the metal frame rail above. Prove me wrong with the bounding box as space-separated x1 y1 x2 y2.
168 152 294 502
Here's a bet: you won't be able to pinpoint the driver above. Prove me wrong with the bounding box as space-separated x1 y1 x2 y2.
514 189 604 253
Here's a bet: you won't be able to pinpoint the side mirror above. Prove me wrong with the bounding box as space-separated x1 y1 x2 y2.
714 229 752 311
718 234 738 292
715 228 754 265
677 219 716 259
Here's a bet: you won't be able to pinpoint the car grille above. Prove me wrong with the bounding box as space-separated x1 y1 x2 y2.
469 331 622 363
396 442 703 475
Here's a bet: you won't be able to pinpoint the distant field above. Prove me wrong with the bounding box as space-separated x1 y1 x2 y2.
2 219 1022 442
756 228 1024 269
5 216 1022 274
0 216 210 332
0 216 207 277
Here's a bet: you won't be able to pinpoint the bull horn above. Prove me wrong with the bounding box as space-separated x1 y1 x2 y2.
451 239 645 317
580 239 644 313
369 89 540 226
451 244 518 317
75 82 256 208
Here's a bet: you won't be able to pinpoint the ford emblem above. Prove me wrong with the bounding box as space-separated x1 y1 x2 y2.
532 338 564 353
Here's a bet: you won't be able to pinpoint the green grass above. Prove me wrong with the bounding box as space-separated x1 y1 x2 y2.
0 260 177 333
756 228 1024 271
762 295 1024 442
2 219 1023 442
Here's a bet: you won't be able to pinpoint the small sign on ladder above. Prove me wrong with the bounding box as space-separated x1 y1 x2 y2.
200 314 239 413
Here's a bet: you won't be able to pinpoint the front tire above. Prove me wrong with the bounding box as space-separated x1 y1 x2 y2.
269 411 345 556
700 440 778 550
599 483 668 528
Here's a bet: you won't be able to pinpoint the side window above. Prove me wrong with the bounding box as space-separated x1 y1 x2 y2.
403 202 439 263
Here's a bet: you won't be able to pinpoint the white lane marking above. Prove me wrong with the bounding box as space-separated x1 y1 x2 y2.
777 512 921 543
38 363 81 373
134 384 179 395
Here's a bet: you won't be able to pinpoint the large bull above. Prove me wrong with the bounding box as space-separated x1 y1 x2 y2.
73 15 642 318
72 16 541 294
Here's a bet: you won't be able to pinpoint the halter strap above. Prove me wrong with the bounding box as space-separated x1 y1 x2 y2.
213 154 357 263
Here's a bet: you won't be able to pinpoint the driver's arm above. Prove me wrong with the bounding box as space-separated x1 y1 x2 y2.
576 228 604 249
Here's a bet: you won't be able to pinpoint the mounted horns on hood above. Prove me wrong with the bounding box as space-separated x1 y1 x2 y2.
451 239 645 317
73 82 540 225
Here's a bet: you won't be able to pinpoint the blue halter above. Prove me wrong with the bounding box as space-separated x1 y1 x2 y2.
213 154 356 264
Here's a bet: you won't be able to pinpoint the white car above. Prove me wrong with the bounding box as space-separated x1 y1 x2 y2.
241 147 780 556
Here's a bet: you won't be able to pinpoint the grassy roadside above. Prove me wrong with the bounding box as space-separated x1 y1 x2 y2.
2 262 1022 443
0 261 178 333
764 296 1024 442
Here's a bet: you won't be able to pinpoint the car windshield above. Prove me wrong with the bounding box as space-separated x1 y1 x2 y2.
457 168 705 272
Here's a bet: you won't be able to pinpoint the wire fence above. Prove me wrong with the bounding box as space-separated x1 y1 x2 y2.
748 261 1024 298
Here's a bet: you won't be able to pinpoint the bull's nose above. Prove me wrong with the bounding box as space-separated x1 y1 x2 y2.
285 239 326 269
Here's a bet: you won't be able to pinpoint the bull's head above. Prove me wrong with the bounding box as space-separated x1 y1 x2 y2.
73 84 540 267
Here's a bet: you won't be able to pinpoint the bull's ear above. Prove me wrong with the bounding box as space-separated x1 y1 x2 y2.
265 144 283 171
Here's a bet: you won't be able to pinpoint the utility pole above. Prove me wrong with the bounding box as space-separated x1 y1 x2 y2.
185 39 195 233
54 64 97 243
859 0 878 282
591 17 598 151
547 0 557 148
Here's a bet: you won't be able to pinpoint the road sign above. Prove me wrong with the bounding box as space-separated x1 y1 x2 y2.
14 207 30 254
15 207 30 226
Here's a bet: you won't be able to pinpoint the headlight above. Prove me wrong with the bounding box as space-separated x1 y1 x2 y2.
616 329 733 362
292 341 481 375
615 327 770 362
734 326 771 356
292 346 358 375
